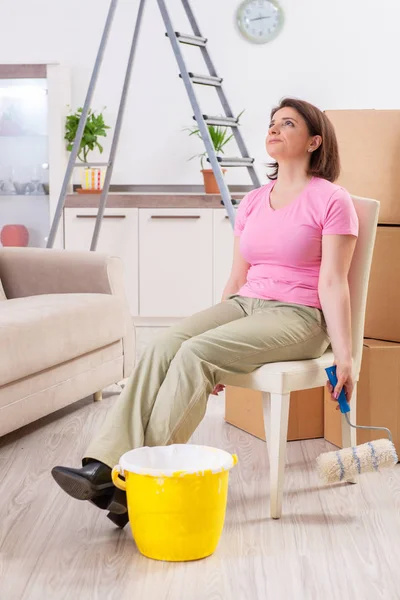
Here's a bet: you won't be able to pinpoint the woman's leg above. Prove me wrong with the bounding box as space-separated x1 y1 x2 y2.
51 298 327 524
52 299 246 514
83 298 246 468
142 301 329 447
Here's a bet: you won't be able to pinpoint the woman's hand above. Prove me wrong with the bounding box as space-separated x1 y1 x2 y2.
211 384 225 396
326 360 354 409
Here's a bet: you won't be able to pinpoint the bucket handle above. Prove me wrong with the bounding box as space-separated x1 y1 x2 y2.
232 454 238 467
112 465 126 491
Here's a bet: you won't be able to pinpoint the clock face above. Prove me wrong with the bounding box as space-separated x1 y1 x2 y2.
236 0 284 44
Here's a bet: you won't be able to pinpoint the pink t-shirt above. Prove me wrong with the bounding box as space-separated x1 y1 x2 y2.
234 177 359 309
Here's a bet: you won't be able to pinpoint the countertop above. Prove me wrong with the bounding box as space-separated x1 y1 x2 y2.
65 192 245 209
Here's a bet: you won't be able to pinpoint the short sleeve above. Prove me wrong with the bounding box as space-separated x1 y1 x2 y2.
322 188 359 236
234 191 253 236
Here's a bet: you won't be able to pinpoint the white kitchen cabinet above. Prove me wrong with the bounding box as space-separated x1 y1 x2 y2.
213 209 235 304
64 207 139 315
139 208 213 317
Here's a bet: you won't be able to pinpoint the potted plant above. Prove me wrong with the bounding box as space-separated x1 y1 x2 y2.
185 112 243 194
65 107 110 193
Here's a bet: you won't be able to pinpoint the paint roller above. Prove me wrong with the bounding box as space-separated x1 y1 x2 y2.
317 366 398 485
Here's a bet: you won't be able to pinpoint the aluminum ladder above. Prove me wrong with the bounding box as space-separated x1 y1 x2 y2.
47 0 261 250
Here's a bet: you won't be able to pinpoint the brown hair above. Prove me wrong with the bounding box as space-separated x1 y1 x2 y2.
268 98 340 182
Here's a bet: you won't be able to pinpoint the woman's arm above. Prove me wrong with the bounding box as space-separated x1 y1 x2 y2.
222 237 250 302
318 234 357 401
210 237 250 396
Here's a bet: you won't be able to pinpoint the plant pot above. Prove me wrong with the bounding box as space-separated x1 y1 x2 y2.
1 224 29 247
78 167 106 193
201 168 227 194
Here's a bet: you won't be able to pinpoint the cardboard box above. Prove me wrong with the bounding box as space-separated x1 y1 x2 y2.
364 226 400 343
225 385 324 442
324 383 342 448
325 110 400 225
324 339 400 455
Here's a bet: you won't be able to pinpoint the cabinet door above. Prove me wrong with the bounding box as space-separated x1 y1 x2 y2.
64 207 139 316
213 209 235 304
139 209 213 317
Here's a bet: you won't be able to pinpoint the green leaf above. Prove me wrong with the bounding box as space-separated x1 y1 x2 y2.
65 106 110 160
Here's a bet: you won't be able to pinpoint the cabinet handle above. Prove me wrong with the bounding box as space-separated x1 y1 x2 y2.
150 215 201 220
76 215 126 219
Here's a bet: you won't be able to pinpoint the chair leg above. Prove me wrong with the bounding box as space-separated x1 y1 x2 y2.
341 383 357 483
93 391 103 402
263 392 291 519
262 392 271 462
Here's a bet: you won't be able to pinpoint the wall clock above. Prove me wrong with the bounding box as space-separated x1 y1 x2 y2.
236 0 284 44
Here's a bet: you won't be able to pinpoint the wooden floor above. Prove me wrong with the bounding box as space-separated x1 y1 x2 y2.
1 388 400 600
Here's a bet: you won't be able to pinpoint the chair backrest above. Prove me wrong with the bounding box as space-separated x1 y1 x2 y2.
349 196 380 377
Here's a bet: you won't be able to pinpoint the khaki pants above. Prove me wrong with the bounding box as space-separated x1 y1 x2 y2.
85 296 330 468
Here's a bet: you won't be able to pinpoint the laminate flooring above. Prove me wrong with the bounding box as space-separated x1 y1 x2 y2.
1 329 400 600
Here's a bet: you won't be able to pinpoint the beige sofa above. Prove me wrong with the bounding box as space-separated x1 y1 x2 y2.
0 247 134 437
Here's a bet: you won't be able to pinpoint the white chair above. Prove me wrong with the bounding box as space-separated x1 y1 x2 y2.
226 196 380 519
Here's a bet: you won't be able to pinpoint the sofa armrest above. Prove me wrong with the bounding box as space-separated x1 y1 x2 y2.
0 247 123 297
0 247 135 377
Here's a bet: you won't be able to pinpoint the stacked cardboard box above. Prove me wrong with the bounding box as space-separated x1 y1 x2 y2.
225 386 324 442
324 110 400 454
324 340 400 451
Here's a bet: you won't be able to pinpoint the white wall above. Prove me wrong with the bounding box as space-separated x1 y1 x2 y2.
0 0 398 185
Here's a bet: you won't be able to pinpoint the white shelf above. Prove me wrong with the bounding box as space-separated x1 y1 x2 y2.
0 134 47 139
0 194 49 199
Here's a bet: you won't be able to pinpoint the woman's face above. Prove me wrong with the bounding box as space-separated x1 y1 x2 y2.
266 107 321 161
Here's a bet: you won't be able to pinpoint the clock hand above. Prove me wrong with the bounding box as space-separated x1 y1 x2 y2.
249 16 271 21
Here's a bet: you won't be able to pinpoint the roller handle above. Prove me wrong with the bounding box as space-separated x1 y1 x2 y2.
325 366 350 414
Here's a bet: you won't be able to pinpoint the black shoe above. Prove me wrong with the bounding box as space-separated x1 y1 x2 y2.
107 511 129 529
106 487 127 515
51 461 113 501
90 490 115 510
90 487 127 514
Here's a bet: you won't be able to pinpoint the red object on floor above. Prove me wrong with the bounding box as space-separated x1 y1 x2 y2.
0 224 29 247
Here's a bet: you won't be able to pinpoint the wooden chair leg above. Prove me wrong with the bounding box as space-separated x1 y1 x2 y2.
341 383 357 483
263 392 291 519
93 391 103 402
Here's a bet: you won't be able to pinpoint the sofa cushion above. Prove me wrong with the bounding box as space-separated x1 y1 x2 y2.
0 279 6 300
0 293 127 387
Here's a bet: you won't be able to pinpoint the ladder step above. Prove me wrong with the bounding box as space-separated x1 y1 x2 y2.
74 162 110 168
197 115 239 127
182 72 223 87
211 157 255 167
167 32 207 47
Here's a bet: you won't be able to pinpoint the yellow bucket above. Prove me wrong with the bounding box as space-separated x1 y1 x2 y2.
112 444 238 562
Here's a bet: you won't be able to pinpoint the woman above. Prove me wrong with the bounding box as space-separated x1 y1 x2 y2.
52 98 358 527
